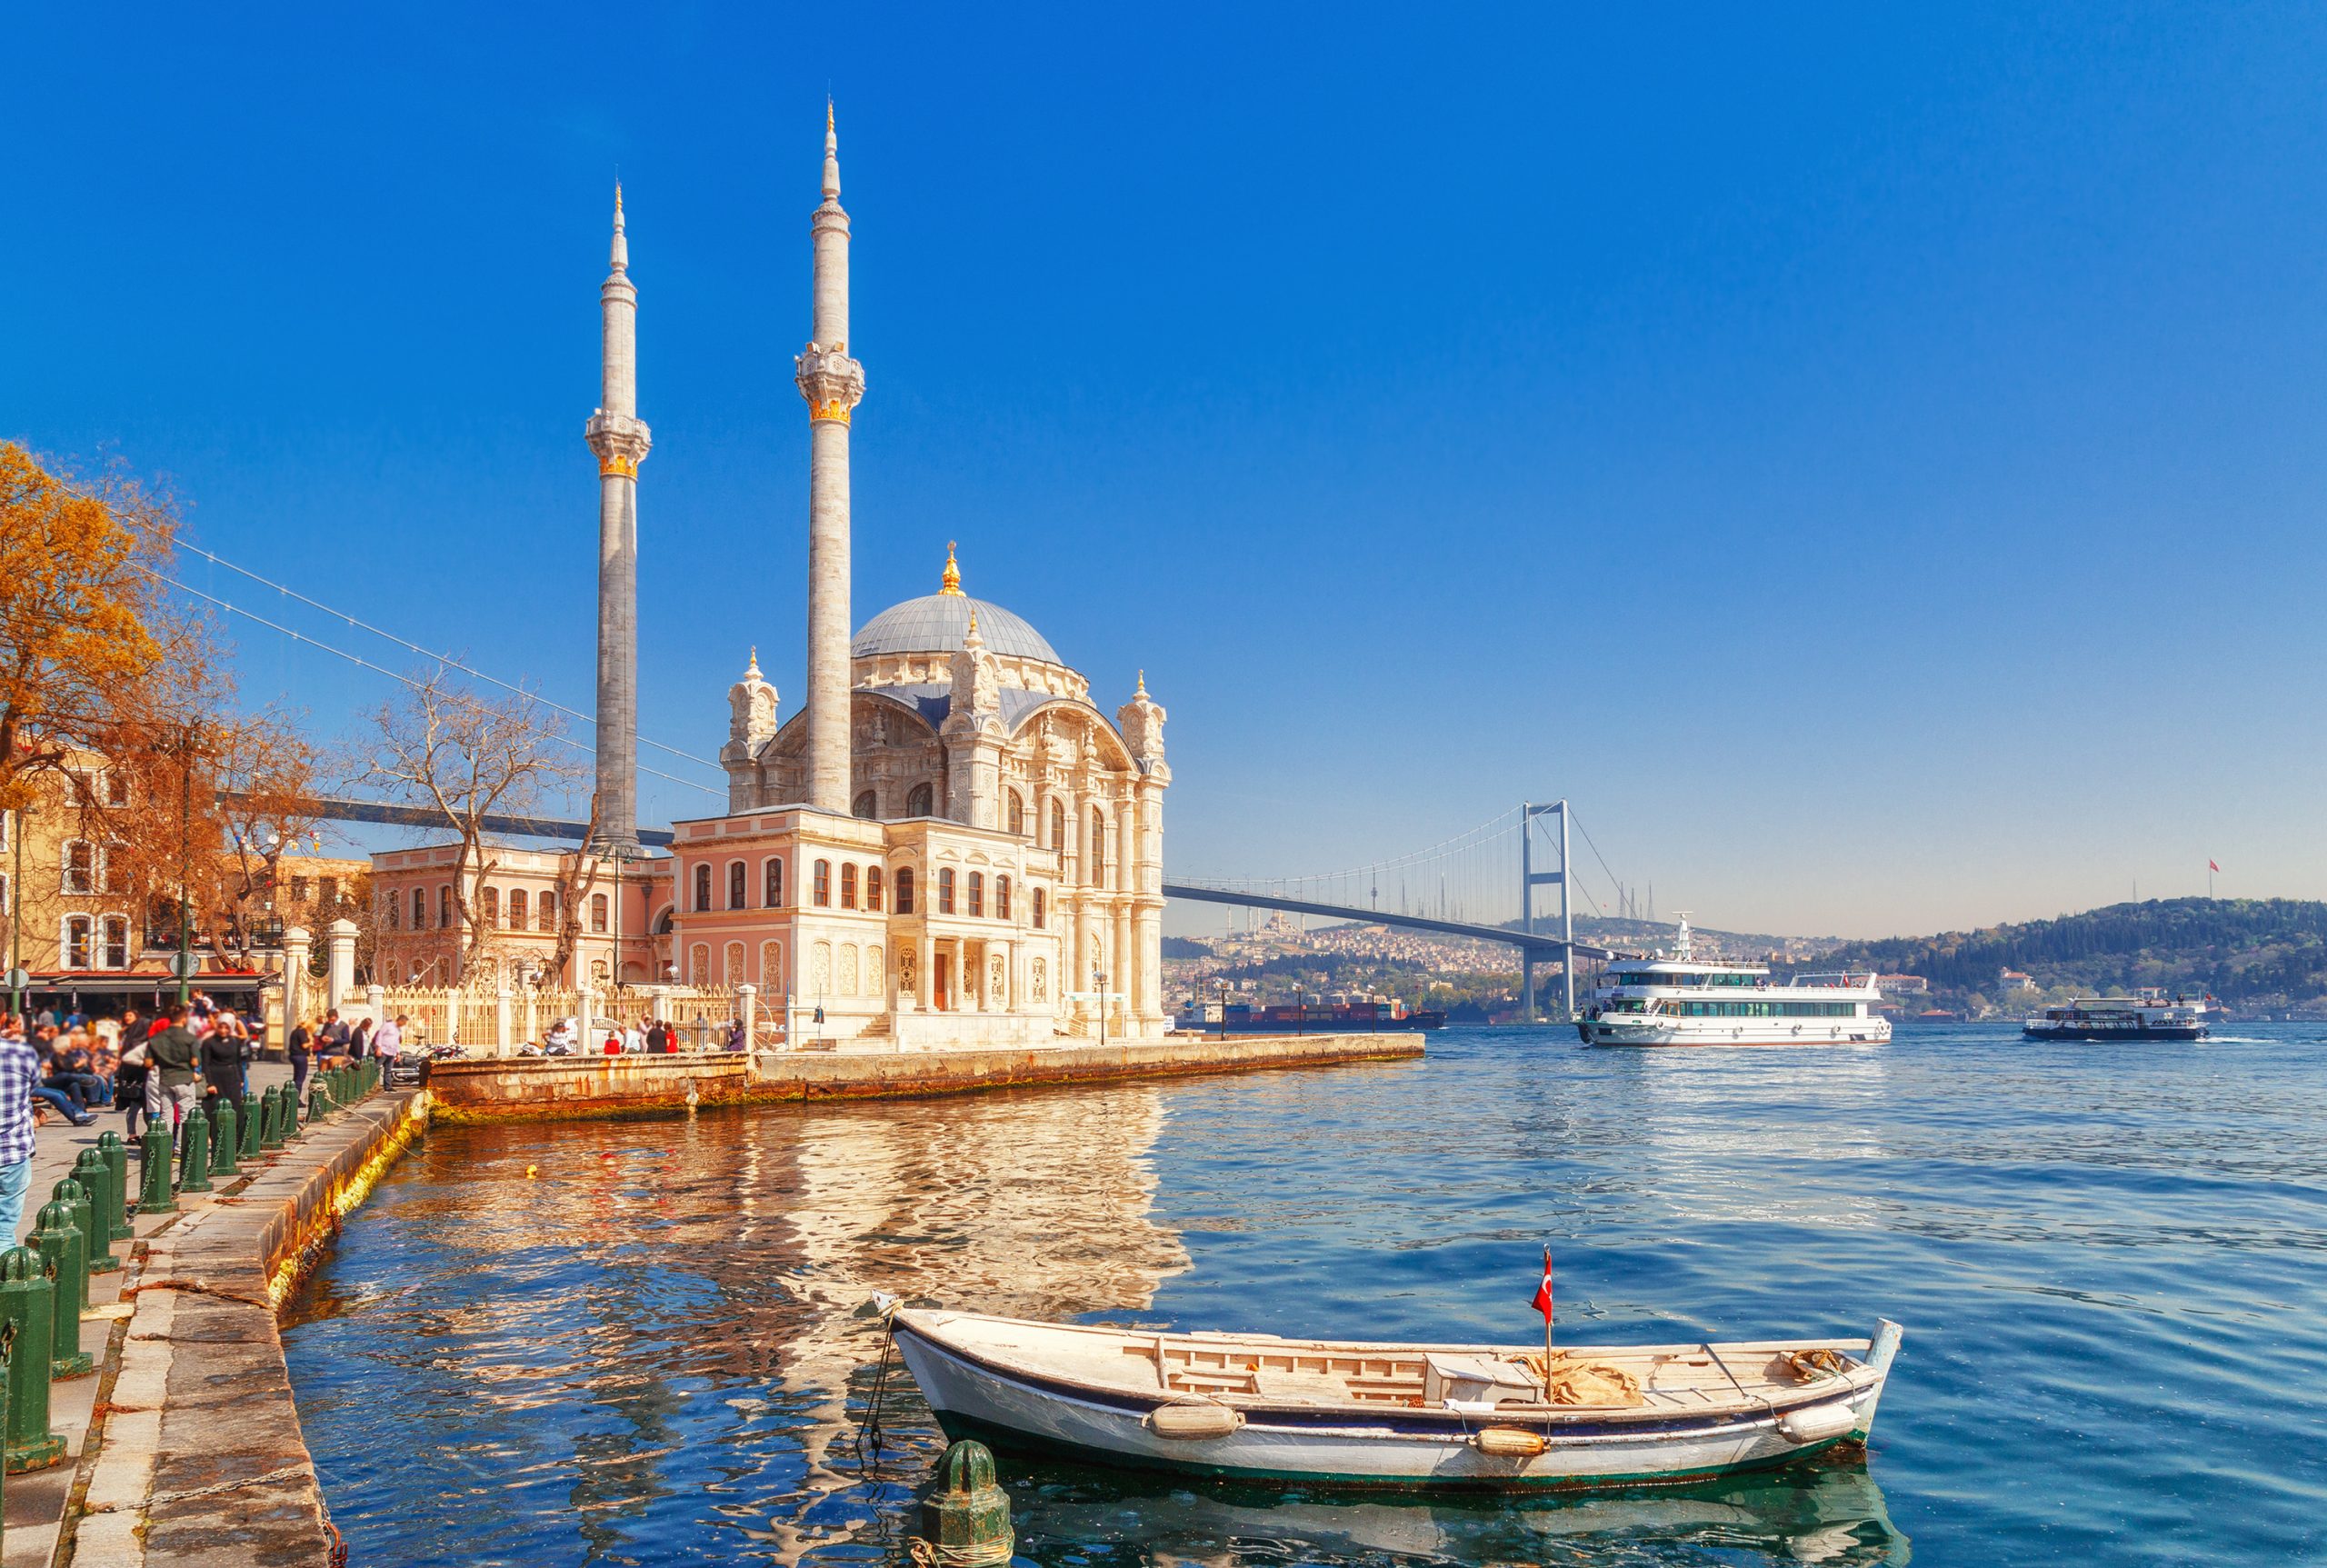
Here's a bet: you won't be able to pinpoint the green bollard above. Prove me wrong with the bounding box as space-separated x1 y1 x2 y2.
138 1123 176 1215
239 1089 263 1162
97 1131 132 1239
178 1107 213 1194
308 1079 331 1124
209 1097 240 1178
0 1247 65 1471
914 1441 1014 1566
29 1206 90 1380
45 1182 93 1313
69 1153 118 1276
259 1086 285 1151
284 1079 303 1136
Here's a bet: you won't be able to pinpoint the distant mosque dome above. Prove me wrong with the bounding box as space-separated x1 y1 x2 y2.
849 543 1066 667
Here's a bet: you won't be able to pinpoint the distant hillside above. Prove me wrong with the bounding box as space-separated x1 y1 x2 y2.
1816 897 2327 1012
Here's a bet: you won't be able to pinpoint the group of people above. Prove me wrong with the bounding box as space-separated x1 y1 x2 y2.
283 1009 404 1089
532 1016 749 1054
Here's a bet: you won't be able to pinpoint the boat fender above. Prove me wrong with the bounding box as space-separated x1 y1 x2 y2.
1777 1401 1858 1443
1145 1402 1243 1441
1471 1426 1548 1459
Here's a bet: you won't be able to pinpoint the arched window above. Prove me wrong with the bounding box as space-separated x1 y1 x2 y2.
102 916 129 969
813 859 832 906
937 867 956 914
853 789 878 820
385 892 400 931
729 862 747 909
764 857 784 908
895 868 915 914
1007 791 1024 835
841 863 858 909
1091 809 1107 884
509 889 528 929
906 783 934 817
438 885 452 926
538 890 557 932
591 893 610 933
967 871 984 917
63 915 92 968
1048 800 1064 853
482 887 500 927
996 875 1012 921
1034 887 1046 929
694 864 713 912
867 866 884 912
62 840 94 894
413 888 427 928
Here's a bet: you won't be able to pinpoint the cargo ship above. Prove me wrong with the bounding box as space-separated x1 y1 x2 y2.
2022 992 2209 1042
1175 999 1446 1034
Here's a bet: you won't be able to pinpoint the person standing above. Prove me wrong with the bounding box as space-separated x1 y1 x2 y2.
146 1003 202 1133
116 1030 150 1138
0 1014 39 1243
318 1008 350 1064
199 1014 249 1120
286 1016 314 1093
372 1014 404 1079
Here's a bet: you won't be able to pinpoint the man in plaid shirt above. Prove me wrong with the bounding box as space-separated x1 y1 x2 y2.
0 1013 42 1243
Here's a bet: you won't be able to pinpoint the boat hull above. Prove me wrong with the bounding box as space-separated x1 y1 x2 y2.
1578 1021 1891 1048
893 1316 1897 1493
2022 1024 2206 1042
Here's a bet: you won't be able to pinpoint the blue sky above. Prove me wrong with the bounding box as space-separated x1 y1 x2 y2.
9 4 2326 937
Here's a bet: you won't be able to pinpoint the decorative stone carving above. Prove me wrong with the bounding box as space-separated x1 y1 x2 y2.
794 343 865 424
1032 957 1047 1004
899 946 918 998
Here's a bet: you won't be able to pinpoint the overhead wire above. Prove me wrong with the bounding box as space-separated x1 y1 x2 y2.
155 573 723 797
163 541 726 774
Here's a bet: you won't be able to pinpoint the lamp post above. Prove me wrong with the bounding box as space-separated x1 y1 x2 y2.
175 723 195 1006
1215 979 1227 1042
1097 969 1109 1048
8 802 25 1017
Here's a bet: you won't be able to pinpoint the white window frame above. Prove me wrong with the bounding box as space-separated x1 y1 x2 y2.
62 914 95 969
62 839 95 895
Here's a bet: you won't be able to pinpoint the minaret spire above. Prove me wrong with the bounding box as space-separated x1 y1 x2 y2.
795 104 866 814
586 183 652 849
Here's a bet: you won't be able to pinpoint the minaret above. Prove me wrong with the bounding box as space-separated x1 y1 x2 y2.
585 185 651 849
794 104 866 814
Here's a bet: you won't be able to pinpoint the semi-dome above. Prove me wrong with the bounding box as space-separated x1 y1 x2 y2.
849 544 1064 666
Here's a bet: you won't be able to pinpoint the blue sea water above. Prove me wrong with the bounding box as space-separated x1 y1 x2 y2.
281 1024 2327 1565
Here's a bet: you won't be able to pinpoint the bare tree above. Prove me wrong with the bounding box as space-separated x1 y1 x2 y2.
363 670 582 978
548 789 606 984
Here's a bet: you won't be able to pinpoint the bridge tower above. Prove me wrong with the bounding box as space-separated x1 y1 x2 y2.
1522 801 1573 1024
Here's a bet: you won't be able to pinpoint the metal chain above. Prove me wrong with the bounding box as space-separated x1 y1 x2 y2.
145 1462 310 1508
908 1535 1014 1568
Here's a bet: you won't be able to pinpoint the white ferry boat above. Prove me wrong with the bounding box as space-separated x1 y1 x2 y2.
1578 916 1890 1048
2022 991 2209 1042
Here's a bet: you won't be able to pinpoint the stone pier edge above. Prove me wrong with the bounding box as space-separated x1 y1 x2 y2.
424 1031 1427 1124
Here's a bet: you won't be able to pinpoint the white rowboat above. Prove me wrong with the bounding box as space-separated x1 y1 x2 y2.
890 1308 1903 1492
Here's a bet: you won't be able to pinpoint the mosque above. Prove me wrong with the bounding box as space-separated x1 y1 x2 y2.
374 111 1173 1046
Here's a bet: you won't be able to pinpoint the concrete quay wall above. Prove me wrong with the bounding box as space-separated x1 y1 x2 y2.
425 1032 1424 1123
62 1092 424 1568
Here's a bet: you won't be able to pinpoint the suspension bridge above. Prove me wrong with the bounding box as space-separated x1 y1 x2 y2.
189 542 1647 1021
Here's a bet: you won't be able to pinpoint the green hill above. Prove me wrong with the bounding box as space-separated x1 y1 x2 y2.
1816 897 2327 1014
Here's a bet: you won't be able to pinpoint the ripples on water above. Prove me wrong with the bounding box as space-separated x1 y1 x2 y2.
281 1024 2327 1565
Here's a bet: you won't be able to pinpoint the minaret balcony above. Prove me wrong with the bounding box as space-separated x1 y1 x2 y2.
586 411 654 474
794 345 866 424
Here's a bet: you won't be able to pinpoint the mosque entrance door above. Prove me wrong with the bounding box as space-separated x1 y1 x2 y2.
934 953 952 1011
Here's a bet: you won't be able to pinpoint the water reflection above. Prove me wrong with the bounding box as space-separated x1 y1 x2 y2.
1018 1459 1909 1566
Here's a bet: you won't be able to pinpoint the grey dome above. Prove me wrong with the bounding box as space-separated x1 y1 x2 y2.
851 594 1064 666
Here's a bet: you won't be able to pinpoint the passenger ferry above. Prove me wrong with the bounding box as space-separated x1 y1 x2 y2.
1577 916 1889 1047
2022 992 2209 1042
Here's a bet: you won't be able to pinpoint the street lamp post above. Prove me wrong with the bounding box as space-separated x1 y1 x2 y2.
175 724 195 1006
8 804 25 1017
1097 969 1109 1048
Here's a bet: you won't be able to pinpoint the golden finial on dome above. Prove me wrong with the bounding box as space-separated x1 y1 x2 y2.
1136 669 1147 696
940 540 963 595
745 645 761 678
967 607 980 636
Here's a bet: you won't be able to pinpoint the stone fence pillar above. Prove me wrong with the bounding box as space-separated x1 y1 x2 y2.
365 983 386 1028
282 926 313 1033
494 988 513 1056
324 919 358 1014
578 986 596 1051
735 984 757 1052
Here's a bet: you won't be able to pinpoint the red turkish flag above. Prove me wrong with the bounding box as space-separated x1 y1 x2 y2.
2209 860 2221 873
1531 1245 1553 1323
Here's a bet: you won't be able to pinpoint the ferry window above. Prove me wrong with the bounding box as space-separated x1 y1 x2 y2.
764 857 784 907
867 866 884 912
694 864 713 912
967 872 984 917
841 863 858 909
996 875 1011 921
730 862 747 909
895 868 915 914
814 860 832 906
937 867 956 914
